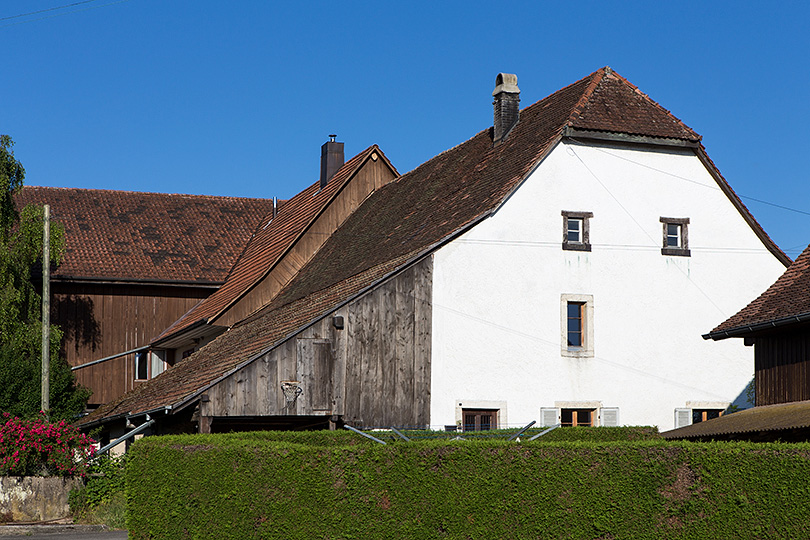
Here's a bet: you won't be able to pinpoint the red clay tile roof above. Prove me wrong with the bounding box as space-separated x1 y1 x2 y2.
662 400 810 440
708 244 810 338
15 187 275 284
85 67 779 425
567 68 701 141
154 145 393 342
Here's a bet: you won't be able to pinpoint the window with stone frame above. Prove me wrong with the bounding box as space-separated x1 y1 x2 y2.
660 217 690 256
562 211 593 251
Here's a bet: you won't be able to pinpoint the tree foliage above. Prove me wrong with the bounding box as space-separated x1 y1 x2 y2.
0 135 90 420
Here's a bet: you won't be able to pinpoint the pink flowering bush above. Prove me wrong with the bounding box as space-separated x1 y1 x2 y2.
0 412 95 477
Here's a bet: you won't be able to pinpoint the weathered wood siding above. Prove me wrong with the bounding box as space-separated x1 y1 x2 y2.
216 157 397 327
755 328 810 406
53 282 211 406
207 257 432 428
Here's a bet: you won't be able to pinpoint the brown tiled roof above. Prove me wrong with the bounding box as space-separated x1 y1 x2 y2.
567 68 701 141
662 400 810 440
86 67 778 425
708 244 810 338
154 146 391 342
15 187 275 284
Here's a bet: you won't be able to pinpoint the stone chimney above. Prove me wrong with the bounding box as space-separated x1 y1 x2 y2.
492 73 520 144
320 135 344 188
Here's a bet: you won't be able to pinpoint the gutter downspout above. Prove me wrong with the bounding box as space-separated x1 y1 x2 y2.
94 415 155 457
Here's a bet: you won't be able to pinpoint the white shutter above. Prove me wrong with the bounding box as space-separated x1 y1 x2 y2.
540 408 558 427
601 407 619 427
675 408 692 428
150 350 166 377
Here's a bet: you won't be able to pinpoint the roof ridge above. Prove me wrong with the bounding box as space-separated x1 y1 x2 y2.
566 67 608 127
21 185 274 202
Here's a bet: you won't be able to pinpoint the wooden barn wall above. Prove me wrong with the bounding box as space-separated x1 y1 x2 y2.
217 158 398 327
207 257 432 428
755 329 810 406
53 282 211 406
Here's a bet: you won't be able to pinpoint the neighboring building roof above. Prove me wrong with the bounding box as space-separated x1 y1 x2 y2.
82 66 785 426
707 244 810 339
15 187 276 284
662 400 810 441
153 145 394 343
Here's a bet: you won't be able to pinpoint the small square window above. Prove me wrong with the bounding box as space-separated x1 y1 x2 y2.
562 211 593 251
660 217 690 256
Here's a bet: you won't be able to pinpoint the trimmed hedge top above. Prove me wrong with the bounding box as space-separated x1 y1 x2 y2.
126 429 810 539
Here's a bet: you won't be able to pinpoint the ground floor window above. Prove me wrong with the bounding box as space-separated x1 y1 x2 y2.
560 408 594 427
462 409 498 432
675 406 726 428
692 408 723 424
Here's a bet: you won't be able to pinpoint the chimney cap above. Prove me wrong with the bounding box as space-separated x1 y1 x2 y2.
493 73 519 96
329 134 337 142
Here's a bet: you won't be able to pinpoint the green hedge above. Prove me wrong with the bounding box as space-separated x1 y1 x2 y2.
127 433 810 539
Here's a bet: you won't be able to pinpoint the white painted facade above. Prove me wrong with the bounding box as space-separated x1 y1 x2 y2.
430 140 786 431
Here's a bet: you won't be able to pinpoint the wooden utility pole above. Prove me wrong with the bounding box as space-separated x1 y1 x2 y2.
41 204 50 417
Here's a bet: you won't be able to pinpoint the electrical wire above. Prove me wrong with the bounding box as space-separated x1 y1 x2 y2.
0 0 133 29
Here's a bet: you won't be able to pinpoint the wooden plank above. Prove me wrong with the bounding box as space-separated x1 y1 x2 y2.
332 307 348 417
394 266 416 426
412 257 433 427
379 279 396 426
344 300 362 425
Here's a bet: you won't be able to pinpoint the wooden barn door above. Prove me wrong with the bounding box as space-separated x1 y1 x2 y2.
296 338 334 413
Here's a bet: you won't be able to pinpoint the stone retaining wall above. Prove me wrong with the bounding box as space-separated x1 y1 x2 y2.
0 477 83 522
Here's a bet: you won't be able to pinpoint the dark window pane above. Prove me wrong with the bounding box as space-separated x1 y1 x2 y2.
561 409 573 426
135 352 148 380
567 219 581 242
567 302 583 347
480 415 491 431
667 224 680 247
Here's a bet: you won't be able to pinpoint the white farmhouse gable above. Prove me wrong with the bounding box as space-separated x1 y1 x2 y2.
431 139 786 430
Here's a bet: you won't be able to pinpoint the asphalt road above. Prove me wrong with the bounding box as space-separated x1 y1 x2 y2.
0 526 127 539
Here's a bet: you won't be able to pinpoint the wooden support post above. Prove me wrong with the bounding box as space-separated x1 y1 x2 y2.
41 204 50 418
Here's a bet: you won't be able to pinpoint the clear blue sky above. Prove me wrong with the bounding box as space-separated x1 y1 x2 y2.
3 1 809 257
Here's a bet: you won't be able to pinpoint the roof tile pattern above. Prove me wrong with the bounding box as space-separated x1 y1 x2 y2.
568 69 701 141
662 400 810 440
155 146 385 340
15 187 275 283
711 244 810 335
87 67 758 425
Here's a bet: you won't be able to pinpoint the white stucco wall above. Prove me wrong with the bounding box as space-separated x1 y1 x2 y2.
430 140 786 431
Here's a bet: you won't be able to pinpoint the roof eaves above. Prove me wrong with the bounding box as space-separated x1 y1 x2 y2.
703 311 810 340
562 126 700 147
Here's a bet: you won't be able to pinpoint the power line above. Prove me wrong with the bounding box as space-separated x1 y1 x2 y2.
0 1 100 22
580 141 810 218
0 0 133 29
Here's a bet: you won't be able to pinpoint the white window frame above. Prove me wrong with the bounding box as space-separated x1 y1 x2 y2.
560 294 594 358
